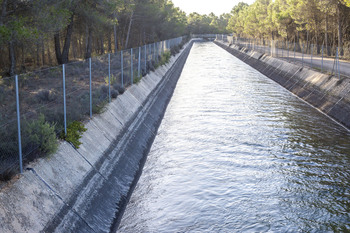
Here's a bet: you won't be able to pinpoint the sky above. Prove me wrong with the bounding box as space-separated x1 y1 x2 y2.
171 0 256 16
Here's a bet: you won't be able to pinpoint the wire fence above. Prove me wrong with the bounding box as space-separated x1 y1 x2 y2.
0 36 185 180
218 35 350 79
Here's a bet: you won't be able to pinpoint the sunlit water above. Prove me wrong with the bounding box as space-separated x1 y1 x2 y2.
118 42 350 232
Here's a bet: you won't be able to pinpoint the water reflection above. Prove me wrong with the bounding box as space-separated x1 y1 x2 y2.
118 42 350 232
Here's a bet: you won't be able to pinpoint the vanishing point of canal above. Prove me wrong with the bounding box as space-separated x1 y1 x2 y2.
118 42 350 232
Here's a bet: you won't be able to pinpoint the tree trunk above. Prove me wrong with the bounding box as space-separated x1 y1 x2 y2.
108 30 112 53
306 30 309 53
100 35 104 54
333 28 336 56
337 3 344 56
78 38 83 57
21 45 25 67
114 24 118 53
95 38 99 54
41 40 45 66
85 24 92 59
36 43 40 67
47 43 52 65
72 36 77 59
61 15 74 63
325 14 331 56
54 32 62 64
124 11 134 49
295 31 301 52
8 40 16 76
0 0 7 25
315 30 320 54
54 14 74 64
113 12 118 53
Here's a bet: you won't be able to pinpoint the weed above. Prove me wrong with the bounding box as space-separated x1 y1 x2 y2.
133 74 142 84
104 74 117 85
60 121 87 149
159 51 171 66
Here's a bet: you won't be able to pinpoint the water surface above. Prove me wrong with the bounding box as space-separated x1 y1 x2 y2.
118 42 350 232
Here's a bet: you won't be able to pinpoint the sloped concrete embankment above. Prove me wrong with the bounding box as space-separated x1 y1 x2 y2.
0 41 194 233
215 41 350 129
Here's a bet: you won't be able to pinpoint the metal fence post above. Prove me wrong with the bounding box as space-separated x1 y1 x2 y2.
321 45 324 72
89 58 92 118
311 44 313 67
144 45 147 71
282 41 284 57
153 43 156 62
15 75 23 173
138 47 141 77
121 50 124 88
131 48 133 85
155 42 159 63
337 47 340 79
108 53 111 102
149 44 152 61
294 42 296 63
62 64 67 134
302 44 304 67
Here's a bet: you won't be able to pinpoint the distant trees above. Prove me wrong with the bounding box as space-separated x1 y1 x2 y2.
186 12 229 34
2 0 349 76
0 0 71 75
0 0 190 76
227 0 350 54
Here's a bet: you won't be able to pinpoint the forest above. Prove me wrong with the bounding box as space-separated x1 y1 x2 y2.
0 0 228 77
227 0 350 56
2 0 350 78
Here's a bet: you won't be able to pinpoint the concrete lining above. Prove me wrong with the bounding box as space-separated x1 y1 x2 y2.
0 40 194 233
215 40 350 130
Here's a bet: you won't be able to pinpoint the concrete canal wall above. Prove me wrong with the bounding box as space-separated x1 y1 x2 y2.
0 40 194 233
215 40 350 130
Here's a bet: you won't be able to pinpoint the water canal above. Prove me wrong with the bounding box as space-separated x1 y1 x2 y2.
118 42 350 232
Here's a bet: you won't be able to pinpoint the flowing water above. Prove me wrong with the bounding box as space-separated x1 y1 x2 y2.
118 42 350 232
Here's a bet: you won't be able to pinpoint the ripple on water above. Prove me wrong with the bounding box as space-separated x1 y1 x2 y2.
118 42 350 232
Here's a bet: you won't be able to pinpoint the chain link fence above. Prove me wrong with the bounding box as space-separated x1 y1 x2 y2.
0 36 187 181
221 36 350 78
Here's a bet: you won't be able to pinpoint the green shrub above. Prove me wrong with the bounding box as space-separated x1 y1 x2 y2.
60 121 87 149
23 114 58 155
113 84 125 94
111 89 119 98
